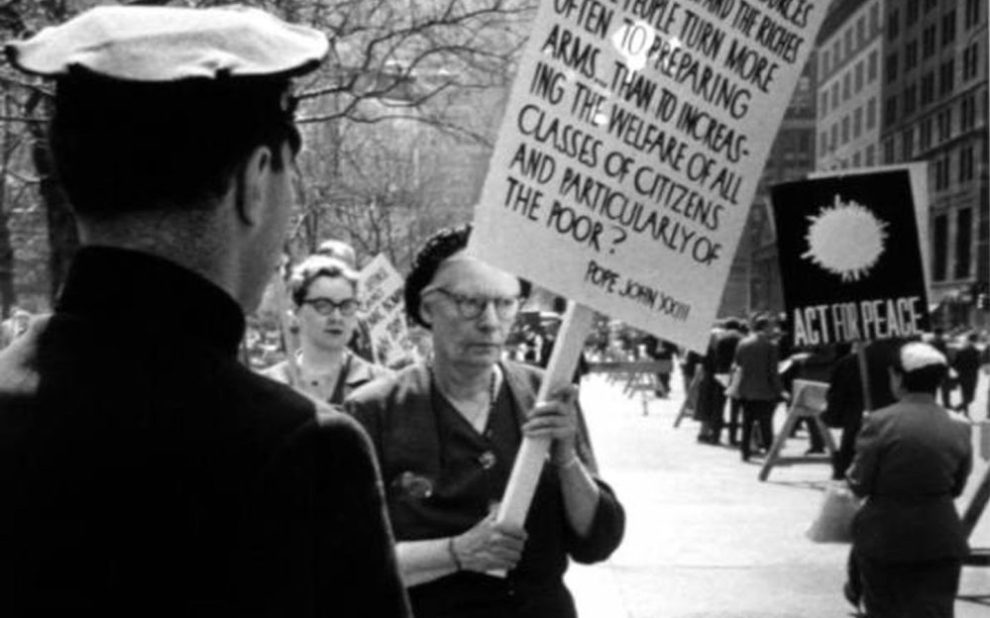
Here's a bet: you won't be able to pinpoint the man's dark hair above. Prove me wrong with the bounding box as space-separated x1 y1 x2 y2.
50 73 300 218
404 224 529 328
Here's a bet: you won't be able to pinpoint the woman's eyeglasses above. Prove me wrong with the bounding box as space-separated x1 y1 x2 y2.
301 298 360 317
426 288 520 320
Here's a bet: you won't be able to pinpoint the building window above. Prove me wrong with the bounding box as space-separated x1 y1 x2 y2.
923 24 936 57
886 52 898 83
921 71 935 105
868 50 878 81
963 42 979 81
955 208 972 279
821 49 830 77
885 96 897 127
866 144 876 165
854 106 863 137
832 82 840 108
888 9 899 40
884 137 895 163
819 91 828 117
920 116 933 150
857 16 866 45
833 40 841 65
842 115 850 144
934 214 948 281
871 2 880 32
855 61 864 92
843 72 851 100
902 127 914 159
845 28 853 57
853 151 862 167
935 154 951 190
965 0 981 29
925 0 937 14
905 40 918 71
937 108 952 141
939 59 954 95
942 10 956 47
907 0 920 25
819 131 828 156
831 123 839 149
962 94 976 130
867 97 877 128
960 144 974 182
904 83 917 115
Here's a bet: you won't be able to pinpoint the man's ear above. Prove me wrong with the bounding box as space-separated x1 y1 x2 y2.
234 145 274 227
418 298 434 327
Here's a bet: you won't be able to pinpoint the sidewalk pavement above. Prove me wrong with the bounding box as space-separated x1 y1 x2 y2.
567 372 990 618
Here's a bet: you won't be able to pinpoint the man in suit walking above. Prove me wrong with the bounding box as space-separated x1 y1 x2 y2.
847 342 972 618
0 6 409 617
732 316 786 461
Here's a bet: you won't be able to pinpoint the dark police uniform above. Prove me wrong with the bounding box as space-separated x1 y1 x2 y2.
0 6 409 617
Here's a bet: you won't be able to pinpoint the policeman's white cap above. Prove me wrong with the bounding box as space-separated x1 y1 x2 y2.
5 5 329 81
899 342 947 372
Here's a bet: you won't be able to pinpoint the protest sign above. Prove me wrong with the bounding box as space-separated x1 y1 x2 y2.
358 254 416 367
470 0 828 352
770 168 931 348
809 162 931 288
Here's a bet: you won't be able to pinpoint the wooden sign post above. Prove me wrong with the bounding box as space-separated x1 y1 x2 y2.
497 302 594 528
469 0 828 552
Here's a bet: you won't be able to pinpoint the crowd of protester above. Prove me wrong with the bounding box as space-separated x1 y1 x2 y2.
590 313 985 617
0 5 986 618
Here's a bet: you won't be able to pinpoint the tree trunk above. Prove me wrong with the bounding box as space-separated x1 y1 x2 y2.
28 109 77 303
0 94 17 317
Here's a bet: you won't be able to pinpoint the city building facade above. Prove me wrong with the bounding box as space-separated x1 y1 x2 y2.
881 0 988 327
817 0 885 171
724 52 818 318
744 0 989 330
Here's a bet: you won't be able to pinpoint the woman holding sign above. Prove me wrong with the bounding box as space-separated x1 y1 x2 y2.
261 254 390 404
345 225 625 618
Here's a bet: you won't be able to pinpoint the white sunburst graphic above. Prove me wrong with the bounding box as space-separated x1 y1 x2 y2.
801 194 889 282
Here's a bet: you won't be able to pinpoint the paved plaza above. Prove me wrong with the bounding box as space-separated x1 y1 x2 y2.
566 372 990 618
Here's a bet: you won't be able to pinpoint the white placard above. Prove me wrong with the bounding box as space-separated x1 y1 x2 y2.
471 0 827 351
359 254 416 367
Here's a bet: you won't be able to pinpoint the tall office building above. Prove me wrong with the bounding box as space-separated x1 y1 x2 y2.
816 0 885 171
881 0 988 327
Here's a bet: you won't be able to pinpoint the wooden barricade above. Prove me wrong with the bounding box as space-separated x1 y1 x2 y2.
673 369 702 428
589 361 670 416
758 379 837 482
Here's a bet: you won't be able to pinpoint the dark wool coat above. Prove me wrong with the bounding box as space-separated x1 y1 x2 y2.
346 361 625 618
0 248 410 618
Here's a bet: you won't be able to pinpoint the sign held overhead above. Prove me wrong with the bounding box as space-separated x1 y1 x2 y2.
470 0 828 352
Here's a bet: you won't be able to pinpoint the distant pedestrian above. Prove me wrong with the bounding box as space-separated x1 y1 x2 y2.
731 316 786 461
696 319 743 444
951 333 981 417
846 342 972 618
930 328 953 408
